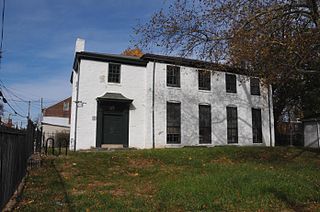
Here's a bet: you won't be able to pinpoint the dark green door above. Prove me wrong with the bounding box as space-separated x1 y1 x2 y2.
102 113 126 145
96 101 130 148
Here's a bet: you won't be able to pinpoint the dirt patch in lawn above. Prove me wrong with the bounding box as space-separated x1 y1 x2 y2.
210 156 234 165
87 181 114 189
127 158 158 168
135 182 156 198
109 188 127 197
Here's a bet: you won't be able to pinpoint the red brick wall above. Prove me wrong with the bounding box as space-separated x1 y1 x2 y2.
43 97 71 119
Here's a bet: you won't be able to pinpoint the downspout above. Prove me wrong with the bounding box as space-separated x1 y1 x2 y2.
317 121 320 148
152 61 156 149
268 84 273 147
73 60 80 151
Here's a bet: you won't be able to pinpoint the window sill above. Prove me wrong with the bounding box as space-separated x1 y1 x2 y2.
165 144 183 148
107 82 121 86
198 143 213 145
198 89 211 93
226 92 237 97
167 86 181 90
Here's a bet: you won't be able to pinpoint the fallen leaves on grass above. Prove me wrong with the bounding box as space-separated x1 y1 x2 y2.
109 188 127 197
210 156 234 164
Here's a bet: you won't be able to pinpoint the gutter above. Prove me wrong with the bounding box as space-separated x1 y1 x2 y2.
268 84 273 147
152 61 156 149
73 60 81 151
317 121 320 148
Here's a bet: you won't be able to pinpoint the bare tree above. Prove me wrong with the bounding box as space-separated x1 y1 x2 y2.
135 0 320 119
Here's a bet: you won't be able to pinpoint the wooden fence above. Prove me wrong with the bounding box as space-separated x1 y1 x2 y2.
0 120 36 209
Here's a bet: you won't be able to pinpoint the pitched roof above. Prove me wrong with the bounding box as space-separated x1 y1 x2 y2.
141 53 247 75
71 51 250 83
73 51 148 71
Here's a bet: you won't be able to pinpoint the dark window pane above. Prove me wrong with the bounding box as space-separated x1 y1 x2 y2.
199 105 211 144
167 65 180 87
198 70 211 90
108 63 121 83
226 74 236 93
252 108 262 143
250 78 260 95
227 107 238 143
167 102 181 144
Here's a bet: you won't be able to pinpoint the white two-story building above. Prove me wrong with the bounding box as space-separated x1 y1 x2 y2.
70 39 274 150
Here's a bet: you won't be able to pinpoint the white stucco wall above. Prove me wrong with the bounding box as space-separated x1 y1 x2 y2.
70 60 147 150
69 67 78 150
304 121 320 148
70 57 275 150
149 63 274 148
42 116 70 127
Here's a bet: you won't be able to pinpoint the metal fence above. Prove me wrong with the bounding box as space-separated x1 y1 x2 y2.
0 120 35 209
43 132 69 156
276 122 304 146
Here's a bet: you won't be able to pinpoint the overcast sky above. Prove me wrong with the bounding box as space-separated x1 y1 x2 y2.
0 0 166 125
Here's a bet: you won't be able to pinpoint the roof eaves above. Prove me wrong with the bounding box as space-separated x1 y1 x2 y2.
141 53 250 76
73 51 148 72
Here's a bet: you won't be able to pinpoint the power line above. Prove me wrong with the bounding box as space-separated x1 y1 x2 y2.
0 88 27 118
0 81 28 102
5 101 27 118
2 90 27 114
5 98 39 103
0 0 5 67
0 79 45 101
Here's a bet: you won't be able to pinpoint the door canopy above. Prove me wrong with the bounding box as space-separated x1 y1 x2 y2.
97 92 133 104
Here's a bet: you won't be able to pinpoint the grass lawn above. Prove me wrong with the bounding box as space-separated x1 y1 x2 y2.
16 147 320 211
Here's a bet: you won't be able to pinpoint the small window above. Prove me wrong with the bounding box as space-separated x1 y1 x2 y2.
226 74 236 93
250 78 260 95
198 70 211 90
108 63 121 83
167 65 180 87
199 105 211 144
167 102 181 144
227 106 238 143
63 102 69 111
252 108 262 143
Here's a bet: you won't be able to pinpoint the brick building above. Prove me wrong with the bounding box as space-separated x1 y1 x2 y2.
42 97 71 144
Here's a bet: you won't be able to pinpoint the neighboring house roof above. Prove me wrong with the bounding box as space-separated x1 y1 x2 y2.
43 97 71 118
42 97 71 128
71 51 250 83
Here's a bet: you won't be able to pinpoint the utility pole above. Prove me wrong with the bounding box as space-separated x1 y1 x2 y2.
27 100 31 120
40 97 43 115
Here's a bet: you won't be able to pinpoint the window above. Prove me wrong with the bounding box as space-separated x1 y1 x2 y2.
63 102 69 111
198 70 211 90
167 102 181 144
252 108 262 143
226 74 236 93
167 65 180 87
227 107 238 143
250 78 260 95
199 105 211 144
108 63 121 83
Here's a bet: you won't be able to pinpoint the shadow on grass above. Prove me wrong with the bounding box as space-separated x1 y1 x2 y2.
289 146 320 160
265 187 313 211
50 160 75 212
